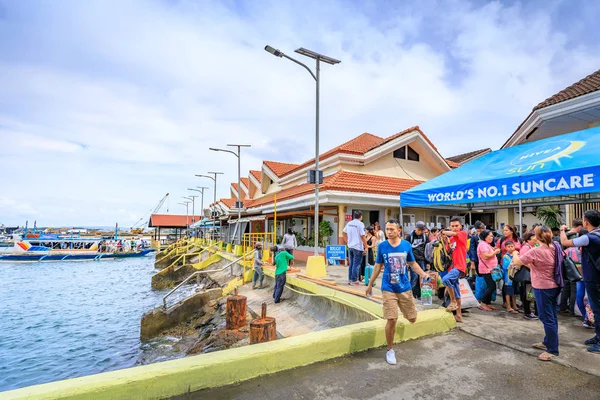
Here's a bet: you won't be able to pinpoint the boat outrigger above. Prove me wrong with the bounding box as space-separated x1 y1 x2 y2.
0 235 153 262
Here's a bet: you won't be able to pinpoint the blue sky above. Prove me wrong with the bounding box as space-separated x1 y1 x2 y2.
1 0 599 226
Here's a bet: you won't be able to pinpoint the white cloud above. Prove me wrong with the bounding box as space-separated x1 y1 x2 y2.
0 0 599 226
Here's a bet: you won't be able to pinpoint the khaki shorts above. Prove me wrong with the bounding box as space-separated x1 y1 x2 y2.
382 290 417 321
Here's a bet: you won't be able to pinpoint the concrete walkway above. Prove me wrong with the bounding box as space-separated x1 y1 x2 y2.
459 306 600 377
175 330 600 400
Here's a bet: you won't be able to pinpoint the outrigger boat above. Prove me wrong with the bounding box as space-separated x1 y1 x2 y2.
0 234 153 262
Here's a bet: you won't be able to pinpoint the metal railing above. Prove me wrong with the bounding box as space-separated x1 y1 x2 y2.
165 246 215 271
242 232 275 258
162 251 254 309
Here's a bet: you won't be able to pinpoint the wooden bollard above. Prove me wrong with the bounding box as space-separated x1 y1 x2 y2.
250 302 276 344
226 287 247 330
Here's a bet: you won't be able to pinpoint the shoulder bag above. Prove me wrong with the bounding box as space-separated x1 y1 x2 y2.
563 252 582 282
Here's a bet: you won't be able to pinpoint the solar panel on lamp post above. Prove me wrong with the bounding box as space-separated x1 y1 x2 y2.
264 45 341 256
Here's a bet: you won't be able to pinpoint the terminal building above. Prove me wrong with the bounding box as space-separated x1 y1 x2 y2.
193 67 600 255
209 126 489 261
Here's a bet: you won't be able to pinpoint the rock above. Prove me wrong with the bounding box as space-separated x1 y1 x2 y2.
238 326 249 333
208 300 217 308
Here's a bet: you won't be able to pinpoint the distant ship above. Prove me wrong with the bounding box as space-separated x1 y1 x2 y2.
0 234 154 262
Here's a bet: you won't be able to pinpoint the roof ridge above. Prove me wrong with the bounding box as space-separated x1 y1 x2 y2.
264 160 300 166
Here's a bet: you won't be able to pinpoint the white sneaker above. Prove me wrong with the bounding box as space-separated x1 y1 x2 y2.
386 349 397 365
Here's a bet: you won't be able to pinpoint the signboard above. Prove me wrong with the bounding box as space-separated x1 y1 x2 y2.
326 245 347 265
400 127 600 207
345 214 352 222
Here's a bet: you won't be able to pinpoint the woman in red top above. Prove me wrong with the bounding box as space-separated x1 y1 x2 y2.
512 226 560 361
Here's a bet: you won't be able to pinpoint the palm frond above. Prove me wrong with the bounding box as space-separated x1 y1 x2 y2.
535 206 563 229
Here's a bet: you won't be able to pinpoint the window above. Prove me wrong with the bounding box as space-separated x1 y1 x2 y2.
393 145 419 162
407 145 420 161
393 147 406 159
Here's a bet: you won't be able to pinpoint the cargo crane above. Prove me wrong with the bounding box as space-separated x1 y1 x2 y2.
131 193 169 234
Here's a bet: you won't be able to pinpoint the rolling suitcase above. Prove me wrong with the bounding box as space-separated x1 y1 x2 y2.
364 254 376 286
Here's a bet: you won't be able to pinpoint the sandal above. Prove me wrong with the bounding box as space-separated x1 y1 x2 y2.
538 352 556 361
508 309 519 314
532 343 546 351
478 306 493 312
446 303 458 311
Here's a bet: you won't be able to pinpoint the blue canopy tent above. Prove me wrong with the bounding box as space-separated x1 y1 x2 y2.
400 126 600 231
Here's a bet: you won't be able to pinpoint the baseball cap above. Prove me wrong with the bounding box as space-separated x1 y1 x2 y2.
416 221 426 229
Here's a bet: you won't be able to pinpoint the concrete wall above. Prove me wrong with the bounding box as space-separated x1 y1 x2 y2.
140 288 222 340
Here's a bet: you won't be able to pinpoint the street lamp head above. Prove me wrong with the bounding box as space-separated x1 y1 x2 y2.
208 148 221 152
265 45 283 57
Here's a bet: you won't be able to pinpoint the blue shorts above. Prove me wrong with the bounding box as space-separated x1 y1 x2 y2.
442 268 461 299
504 285 514 296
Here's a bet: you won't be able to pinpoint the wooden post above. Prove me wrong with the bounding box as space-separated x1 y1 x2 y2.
226 287 247 330
250 302 276 344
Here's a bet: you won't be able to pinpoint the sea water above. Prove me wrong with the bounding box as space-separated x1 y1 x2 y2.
0 257 168 392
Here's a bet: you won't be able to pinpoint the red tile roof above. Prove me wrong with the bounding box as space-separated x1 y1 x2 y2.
380 126 438 152
240 177 249 189
219 198 236 208
231 183 239 192
148 214 202 228
250 170 262 182
263 161 300 177
445 159 460 168
534 68 600 111
248 170 422 208
278 126 448 178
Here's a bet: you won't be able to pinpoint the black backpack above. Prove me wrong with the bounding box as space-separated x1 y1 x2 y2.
409 232 427 261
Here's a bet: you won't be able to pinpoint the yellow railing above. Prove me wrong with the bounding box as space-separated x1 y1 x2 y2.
165 247 213 271
242 232 275 261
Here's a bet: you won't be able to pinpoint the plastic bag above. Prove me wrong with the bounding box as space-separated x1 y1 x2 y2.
458 278 480 309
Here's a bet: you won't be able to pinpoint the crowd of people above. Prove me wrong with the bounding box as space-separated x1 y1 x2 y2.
361 211 600 365
98 239 148 253
248 209 600 365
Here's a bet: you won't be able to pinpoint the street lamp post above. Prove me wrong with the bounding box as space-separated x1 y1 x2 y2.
189 187 209 239
209 144 251 246
183 195 197 225
177 201 190 238
264 45 341 256
196 172 224 241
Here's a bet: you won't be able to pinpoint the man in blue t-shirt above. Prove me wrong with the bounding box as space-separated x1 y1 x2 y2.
561 209 600 354
366 219 431 365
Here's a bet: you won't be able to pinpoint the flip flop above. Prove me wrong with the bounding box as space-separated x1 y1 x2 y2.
446 304 458 311
478 306 492 312
532 343 546 351
538 352 556 361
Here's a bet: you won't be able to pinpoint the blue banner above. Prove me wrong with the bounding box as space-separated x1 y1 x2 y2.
401 126 600 207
